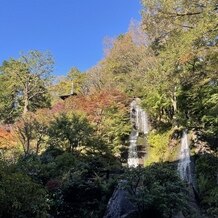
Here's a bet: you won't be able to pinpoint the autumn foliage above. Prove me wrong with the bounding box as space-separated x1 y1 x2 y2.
65 89 129 123
0 126 16 150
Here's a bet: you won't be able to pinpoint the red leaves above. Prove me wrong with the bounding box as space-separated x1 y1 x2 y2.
63 89 128 123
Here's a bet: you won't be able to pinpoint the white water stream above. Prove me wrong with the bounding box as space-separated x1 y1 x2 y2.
177 130 192 184
128 99 148 167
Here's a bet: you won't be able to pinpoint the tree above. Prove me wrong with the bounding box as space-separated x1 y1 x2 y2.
48 112 94 151
81 64 106 94
0 62 22 123
63 89 131 155
196 154 218 216
0 161 48 217
82 31 152 96
0 50 54 123
102 33 149 95
141 0 218 130
123 164 188 218
14 111 49 155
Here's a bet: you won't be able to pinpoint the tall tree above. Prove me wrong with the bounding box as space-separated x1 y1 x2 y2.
0 50 54 123
101 33 150 95
141 0 218 130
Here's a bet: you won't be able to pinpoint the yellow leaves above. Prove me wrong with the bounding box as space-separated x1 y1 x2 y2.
145 130 172 166
103 33 147 74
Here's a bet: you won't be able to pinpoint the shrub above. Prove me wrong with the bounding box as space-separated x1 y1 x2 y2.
196 154 218 216
123 164 188 218
0 161 48 217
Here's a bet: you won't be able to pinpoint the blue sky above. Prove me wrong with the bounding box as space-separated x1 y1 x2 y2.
0 0 142 76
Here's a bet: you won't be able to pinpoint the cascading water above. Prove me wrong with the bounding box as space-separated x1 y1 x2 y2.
128 129 139 167
177 131 202 217
177 130 192 184
104 98 149 217
141 111 149 134
128 99 148 167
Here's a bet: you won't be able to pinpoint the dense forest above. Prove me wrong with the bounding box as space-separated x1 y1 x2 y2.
0 0 217 217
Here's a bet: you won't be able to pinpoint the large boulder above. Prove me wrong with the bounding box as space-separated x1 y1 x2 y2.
104 182 138 218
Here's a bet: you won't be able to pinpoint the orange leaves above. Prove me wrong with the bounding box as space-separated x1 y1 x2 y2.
0 126 16 150
35 108 55 126
62 89 129 124
179 52 194 64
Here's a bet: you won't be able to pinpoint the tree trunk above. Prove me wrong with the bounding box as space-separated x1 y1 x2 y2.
23 92 29 116
36 140 40 155
25 138 30 155
171 86 178 127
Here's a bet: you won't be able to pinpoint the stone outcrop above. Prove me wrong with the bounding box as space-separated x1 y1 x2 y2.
191 131 213 155
104 182 138 218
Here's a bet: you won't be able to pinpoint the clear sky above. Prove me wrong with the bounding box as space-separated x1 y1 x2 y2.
0 0 142 76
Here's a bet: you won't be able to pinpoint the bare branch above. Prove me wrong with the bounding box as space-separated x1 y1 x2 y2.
160 10 202 17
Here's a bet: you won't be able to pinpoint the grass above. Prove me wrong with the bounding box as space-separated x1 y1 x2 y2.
145 128 181 166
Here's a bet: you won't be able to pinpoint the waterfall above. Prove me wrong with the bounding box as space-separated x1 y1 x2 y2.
141 111 149 134
177 131 202 217
104 98 149 217
128 130 139 167
177 130 192 184
128 99 148 167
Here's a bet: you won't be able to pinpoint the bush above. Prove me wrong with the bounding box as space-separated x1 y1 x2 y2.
196 154 218 216
123 164 188 218
48 156 118 218
0 161 48 217
48 112 94 151
145 129 177 165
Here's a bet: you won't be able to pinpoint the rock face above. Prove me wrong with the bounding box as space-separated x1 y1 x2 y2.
104 182 138 218
191 131 213 155
172 211 185 218
187 185 202 217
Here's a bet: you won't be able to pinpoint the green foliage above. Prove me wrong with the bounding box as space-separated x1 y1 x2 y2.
140 0 218 131
123 164 188 218
67 67 86 94
0 50 53 123
0 161 48 218
0 61 23 123
15 112 48 155
177 79 218 136
0 1 217 217
99 104 131 154
85 32 149 96
145 129 177 165
56 158 118 218
48 112 94 151
196 154 218 216
13 144 121 218
142 89 172 123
